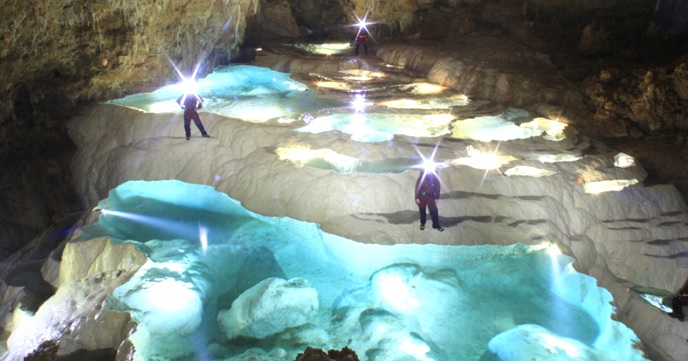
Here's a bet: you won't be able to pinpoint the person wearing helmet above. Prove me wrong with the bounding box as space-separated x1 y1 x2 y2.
355 28 369 56
415 167 444 231
177 92 210 140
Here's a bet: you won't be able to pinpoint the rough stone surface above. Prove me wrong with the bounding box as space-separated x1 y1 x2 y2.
1 0 262 259
2 237 146 359
60 51 688 357
2 0 688 261
217 277 319 339
2 1 688 360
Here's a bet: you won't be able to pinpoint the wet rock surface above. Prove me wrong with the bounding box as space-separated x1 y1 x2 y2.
1 0 688 299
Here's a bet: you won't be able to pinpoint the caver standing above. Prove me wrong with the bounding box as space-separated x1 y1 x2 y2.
415 167 444 232
177 93 210 140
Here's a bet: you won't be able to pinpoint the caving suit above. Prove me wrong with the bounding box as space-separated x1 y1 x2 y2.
415 170 442 229
177 93 208 139
355 31 368 56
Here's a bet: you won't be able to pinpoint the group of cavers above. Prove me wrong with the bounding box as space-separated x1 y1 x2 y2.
174 26 441 233
175 93 444 233
174 28 688 320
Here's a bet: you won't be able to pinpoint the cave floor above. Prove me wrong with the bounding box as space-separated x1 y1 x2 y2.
251 33 688 204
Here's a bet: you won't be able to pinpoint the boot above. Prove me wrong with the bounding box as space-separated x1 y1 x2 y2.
430 211 443 232
419 208 427 230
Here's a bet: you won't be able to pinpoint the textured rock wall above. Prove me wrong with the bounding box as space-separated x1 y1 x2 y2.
525 0 654 26
585 64 688 137
0 0 685 260
0 0 259 148
0 0 668 151
0 0 259 260
655 0 688 34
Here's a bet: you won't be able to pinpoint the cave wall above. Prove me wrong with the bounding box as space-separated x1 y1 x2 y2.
655 0 688 34
0 0 260 260
1 0 686 260
0 0 259 133
0 0 668 150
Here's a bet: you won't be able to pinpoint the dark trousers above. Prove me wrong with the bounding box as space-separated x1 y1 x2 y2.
184 110 207 137
671 296 685 320
355 43 368 56
418 197 440 229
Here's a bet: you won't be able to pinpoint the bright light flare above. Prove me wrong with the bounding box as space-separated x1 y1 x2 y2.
377 273 420 312
402 82 446 95
380 94 469 109
319 43 349 50
180 78 200 96
313 43 349 56
97 208 206 245
356 14 371 29
412 142 446 176
199 224 208 253
147 279 192 312
165 48 201 81
351 93 370 113
99 209 166 227
352 11 377 42
5 307 32 333
450 145 516 170
289 43 351 55
226 103 291 123
380 99 421 109
136 277 203 331
385 63 405 69
275 145 361 172
547 242 561 257
398 339 432 361
520 117 568 141
148 101 182 113
163 49 205 97
421 158 443 174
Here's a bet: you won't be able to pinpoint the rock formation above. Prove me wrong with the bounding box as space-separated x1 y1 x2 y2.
1 1 688 360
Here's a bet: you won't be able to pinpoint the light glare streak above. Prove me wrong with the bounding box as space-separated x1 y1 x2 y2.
199 224 208 253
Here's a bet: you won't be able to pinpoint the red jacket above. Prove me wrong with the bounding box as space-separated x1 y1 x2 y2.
415 172 440 200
